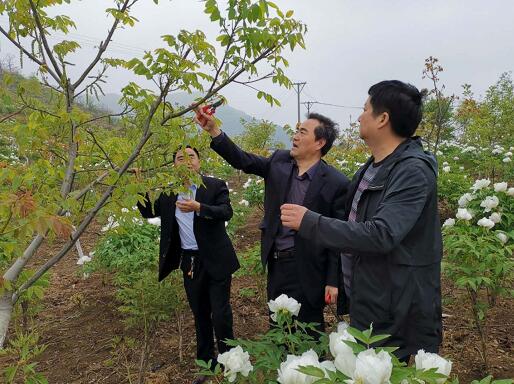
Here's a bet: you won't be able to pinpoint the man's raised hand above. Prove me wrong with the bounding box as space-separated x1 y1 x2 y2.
193 107 222 138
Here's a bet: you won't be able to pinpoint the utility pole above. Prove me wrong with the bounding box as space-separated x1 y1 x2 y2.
292 82 306 125
301 100 317 115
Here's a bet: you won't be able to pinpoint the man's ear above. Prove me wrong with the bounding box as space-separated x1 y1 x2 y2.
316 138 326 152
377 111 390 129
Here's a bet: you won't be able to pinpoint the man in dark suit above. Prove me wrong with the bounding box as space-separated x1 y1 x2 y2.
137 146 239 384
195 110 350 332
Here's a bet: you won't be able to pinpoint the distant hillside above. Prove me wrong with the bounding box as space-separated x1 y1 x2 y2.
95 92 291 146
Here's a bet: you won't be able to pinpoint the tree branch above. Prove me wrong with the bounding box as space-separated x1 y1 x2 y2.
13 78 172 302
161 45 277 125
0 25 61 85
0 107 27 124
85 128 116 170
28 0 64 81
72 0 134 90
76 105 132 128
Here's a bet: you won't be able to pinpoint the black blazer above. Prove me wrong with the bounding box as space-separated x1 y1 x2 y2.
211 133 350 307
138 175 239 281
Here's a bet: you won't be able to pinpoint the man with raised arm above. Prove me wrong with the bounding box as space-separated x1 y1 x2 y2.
195 110 350 333
280 80 443 362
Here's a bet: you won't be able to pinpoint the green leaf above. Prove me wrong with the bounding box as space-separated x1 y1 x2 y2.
297 365 325 378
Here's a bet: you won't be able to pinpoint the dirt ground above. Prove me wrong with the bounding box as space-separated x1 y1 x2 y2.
2 208 513 383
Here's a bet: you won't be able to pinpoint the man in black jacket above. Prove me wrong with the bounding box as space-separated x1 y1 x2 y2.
195 111 349 332
281 81 443 361
138 147 238 384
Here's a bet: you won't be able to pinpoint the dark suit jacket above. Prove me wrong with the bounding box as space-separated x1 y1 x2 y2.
211 132 350 307
138 175 239 281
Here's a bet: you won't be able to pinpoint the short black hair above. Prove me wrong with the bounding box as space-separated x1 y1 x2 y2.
308 112 339 156
173 145 200 162
368 80 426 138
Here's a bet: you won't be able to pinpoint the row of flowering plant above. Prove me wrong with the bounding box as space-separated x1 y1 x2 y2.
196 295 512 383
442 179 514 370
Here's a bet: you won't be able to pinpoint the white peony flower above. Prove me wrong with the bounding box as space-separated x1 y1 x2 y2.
329 330 357 378
471 179 491 191
508 188 514 197
147 217 161 226
442 166 451 173
101 216 120 232
489 212 501 224
415 350 452 384
477 217 495 229
503 157 512 163
337 321 350 333
239 199 249 207
436 150 443 156
505 152 513 157
277 349 321 384
351 349 392 384
442 161 449 167
480 195 499 212
492 148 503 155
243 178 252 189
494 182 508 192
453 156 459 160
333 346 357 378
456 208 473 221
458 193 475 207
268 294 301 321
121 207 129 213
497 232 508 244
442 218 455 228
217 346 253 383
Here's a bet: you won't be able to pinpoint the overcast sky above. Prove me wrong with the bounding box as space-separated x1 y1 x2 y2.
1 0 513 129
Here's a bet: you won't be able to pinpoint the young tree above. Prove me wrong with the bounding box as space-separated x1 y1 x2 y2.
456 72 514 147
0 0 306 347
418 56 456 152
234 118 283 154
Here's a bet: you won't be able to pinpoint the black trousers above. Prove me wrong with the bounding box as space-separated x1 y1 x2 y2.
181 251 234 365
267 254 325 335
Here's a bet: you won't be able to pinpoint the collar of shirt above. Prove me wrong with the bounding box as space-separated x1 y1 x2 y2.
178 184 197 199
293 160 320 180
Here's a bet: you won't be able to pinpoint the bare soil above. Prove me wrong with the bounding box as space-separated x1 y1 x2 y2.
2 212 513 383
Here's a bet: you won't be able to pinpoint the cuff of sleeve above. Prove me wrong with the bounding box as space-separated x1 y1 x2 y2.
210 130 225 146
325 265 338 287
198 204 211 219
298 210 320 238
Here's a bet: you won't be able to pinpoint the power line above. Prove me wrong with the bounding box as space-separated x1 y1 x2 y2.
314 101 362 109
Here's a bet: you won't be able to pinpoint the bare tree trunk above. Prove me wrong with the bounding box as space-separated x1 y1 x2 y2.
0 233 46 347
177 311 183 362
137 328 154 384
0 293 13 347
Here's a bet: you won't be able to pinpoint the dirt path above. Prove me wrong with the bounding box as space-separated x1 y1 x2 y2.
3 215 513 383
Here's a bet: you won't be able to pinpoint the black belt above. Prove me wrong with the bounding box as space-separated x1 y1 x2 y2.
272 248 295 259
181 249 199 255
